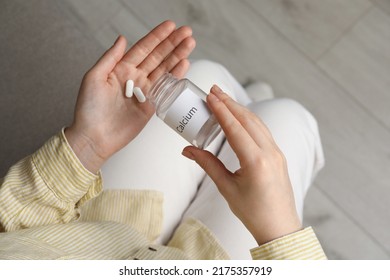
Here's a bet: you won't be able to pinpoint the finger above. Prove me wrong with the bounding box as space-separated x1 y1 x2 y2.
211 85 275 147
138 26 193 74
92 35 127 76
182 146 233 194
148 37 195 81
207 89 260 163
122 20 176 66
145 59 190 96
163 59 190 81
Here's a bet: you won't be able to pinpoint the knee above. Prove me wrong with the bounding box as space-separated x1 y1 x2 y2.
249 98 320 136
278 98 319 131
185 60 232 93
265 98 309 115
249 98 325 183
188 59 225 74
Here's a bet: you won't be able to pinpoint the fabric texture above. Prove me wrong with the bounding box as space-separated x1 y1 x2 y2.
250 227 327 260
0 130 326 260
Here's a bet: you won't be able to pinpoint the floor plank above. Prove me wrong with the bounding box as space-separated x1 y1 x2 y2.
304 186 389 259
61 0 122 32
95 8 150 48
318 7 390 130
372 0 390 16
243 0 372 60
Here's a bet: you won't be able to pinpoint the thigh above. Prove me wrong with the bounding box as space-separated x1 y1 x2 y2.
101 60 247 244
183 140 258 259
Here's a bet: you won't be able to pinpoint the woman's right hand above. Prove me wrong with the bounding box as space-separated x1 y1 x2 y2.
182 85 302 245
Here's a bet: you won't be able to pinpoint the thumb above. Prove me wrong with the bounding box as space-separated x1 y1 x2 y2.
182 146 232 190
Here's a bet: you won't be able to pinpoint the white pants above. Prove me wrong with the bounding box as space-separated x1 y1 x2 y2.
101 60 325 259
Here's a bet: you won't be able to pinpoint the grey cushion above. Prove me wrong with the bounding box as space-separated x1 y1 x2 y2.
0 0 102 176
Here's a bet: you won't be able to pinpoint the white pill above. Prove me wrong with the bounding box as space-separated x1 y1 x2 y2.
133 87 146 103
125 80 134 98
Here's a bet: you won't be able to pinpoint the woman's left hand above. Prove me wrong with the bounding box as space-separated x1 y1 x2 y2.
65 21 195 173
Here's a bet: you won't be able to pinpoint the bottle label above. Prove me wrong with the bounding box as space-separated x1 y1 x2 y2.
164 88 211 144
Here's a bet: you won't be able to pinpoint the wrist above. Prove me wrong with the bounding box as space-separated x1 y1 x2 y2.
64 126 106 174
252 217 302 246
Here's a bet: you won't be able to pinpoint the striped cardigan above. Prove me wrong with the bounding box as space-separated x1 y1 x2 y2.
0 130 326 260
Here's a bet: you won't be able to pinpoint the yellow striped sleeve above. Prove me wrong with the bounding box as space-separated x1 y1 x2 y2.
0 129 102 232
250 227 327 260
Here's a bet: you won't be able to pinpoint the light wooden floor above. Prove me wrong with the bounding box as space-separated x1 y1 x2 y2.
58 0 390 259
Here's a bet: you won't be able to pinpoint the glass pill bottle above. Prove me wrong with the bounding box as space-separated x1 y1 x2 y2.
148 73 221 149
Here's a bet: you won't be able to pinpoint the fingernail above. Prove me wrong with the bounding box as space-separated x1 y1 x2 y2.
182 149 195 160
207 91 220 103
211 85 224 96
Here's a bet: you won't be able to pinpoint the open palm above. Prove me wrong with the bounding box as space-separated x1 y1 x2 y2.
67 21 195 170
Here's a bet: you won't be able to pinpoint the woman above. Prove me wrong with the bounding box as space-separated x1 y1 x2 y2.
0 20 325 260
